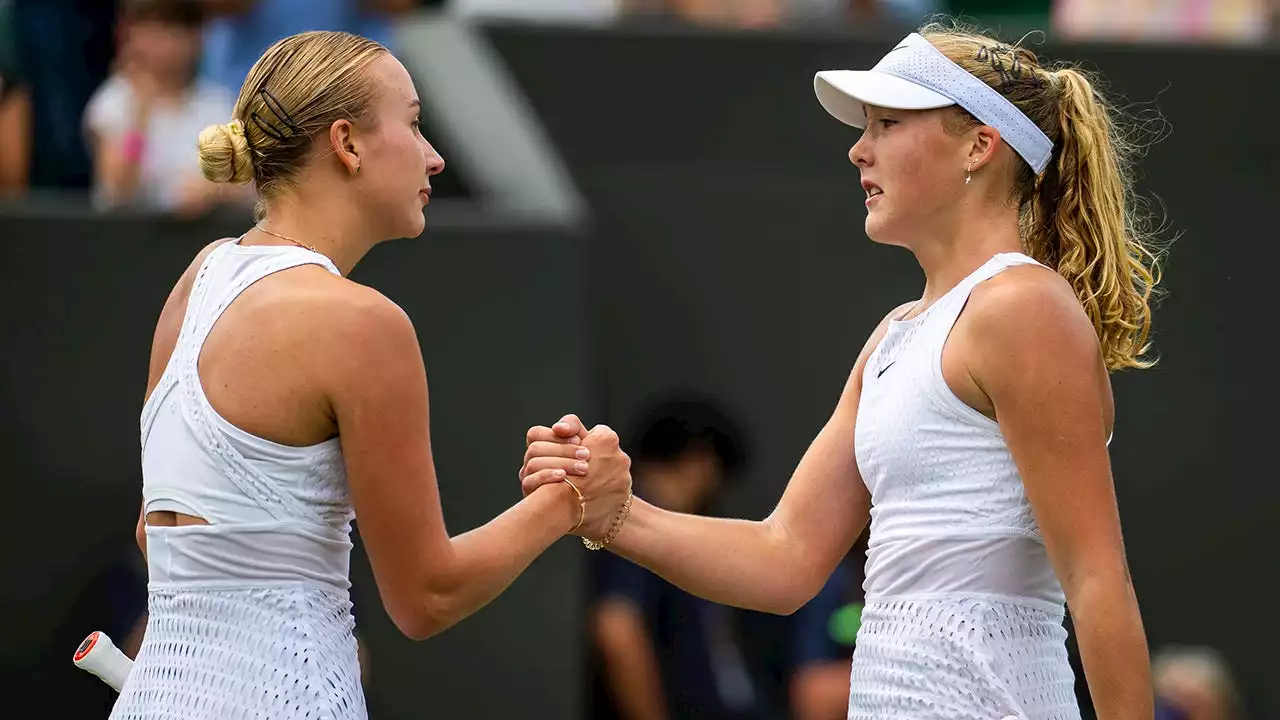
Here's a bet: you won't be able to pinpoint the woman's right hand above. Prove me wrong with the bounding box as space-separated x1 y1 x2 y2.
520 416 632 539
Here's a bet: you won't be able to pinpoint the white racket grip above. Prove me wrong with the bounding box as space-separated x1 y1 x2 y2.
73 631 134 692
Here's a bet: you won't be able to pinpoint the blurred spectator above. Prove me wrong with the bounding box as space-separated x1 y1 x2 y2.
589 394 877 720
624 0 938 30
451 0 622 25
84 0 239 215
0 0 29 196
1152 645 1242 720
666 0 786 27
12 0 119 191
198 0 424 95
1053 0 1273 43
588 394 762 720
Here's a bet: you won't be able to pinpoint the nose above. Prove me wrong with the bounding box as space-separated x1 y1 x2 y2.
848 134 870 168
423 139 446 177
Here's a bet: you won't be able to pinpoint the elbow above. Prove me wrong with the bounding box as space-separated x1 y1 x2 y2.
390 610 443 642
768 583 822 616
1060 552 1135 602
387 587 462 642
393 618 439 643
757 519 827 616
761 600 800 617
755 580 812 616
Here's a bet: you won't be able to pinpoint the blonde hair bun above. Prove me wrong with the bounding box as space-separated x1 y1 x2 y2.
197 120 254 184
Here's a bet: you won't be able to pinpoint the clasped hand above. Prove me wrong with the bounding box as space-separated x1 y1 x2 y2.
518 414 631 540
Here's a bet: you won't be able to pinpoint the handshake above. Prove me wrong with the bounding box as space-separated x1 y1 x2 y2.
518 414 636 548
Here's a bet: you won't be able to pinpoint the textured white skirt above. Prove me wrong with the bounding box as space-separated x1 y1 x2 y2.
109 585 365 720
847 596 1080 720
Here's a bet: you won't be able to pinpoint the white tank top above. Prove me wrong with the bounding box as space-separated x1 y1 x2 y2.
116 240 367 719
854 252 1065 605
139 239 354 592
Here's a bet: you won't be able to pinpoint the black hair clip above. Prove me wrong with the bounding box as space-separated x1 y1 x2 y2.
249 87 300 142
975 44 1044 92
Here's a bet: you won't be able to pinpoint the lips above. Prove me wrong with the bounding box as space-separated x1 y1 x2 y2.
861 179 883 198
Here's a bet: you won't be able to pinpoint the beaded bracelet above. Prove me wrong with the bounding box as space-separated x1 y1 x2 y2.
583 491 633 551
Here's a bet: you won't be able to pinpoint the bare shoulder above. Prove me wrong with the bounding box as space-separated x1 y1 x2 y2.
295 278 422 379
968 264 1098 348
964 264 1104 381
315 279 415 345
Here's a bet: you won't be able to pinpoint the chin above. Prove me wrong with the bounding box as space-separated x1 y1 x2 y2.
863 216 907 249
399 212 427 240
864 216 889 244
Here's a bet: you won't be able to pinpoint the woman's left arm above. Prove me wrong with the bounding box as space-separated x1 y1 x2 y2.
967 269 1152 720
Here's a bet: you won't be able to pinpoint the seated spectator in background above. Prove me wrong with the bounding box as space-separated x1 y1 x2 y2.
451 0 621 25
666 0 785 27
1053 0 1272 43
11 0 118 192
1152 645 1242 720
84 0 240 215
589 394 763 720
198 0 423 95
654 0 938 29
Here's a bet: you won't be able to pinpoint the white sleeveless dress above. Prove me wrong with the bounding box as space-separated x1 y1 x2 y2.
848 252 1082 720
111 240 367 720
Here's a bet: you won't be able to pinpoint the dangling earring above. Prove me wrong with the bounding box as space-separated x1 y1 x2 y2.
965 161 973 185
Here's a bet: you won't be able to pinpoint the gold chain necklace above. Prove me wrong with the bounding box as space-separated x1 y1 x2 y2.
254 223 317 253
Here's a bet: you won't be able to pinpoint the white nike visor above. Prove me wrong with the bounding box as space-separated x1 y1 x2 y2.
814 33 1053 174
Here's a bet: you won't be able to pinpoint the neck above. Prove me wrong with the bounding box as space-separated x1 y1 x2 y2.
248 192 377 277
912 199 1024 308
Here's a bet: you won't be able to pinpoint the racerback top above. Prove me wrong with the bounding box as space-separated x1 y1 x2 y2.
111 239 366 720
846 252 1081 720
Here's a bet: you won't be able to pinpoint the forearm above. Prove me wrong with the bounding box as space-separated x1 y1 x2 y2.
607 498 809 614
1069 571 1153 719
428 483 579 632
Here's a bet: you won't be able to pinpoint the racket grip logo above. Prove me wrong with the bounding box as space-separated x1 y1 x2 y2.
72 630 134 693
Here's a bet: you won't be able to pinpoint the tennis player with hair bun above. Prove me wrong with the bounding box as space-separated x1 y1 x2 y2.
117 30 633 720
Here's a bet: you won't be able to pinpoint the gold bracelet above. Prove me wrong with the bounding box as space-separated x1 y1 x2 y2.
583 491 633 551
560 478 585 533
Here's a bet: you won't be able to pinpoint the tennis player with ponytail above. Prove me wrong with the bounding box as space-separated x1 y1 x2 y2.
522 21 1163 720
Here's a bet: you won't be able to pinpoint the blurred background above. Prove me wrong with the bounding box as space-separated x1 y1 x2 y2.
1 1 1276 719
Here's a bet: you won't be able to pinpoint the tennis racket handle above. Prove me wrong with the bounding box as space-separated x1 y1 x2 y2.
73 631 134 692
